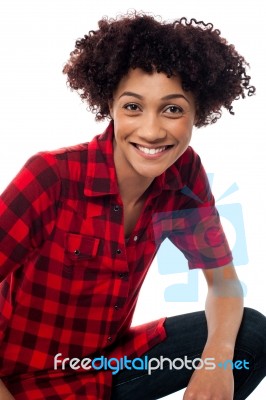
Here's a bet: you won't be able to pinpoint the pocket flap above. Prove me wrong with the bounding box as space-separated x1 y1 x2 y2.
65 233 100 260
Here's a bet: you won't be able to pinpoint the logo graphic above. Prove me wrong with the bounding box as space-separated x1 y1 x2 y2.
217 359 249 370
54 353 250 375
154 173 248 302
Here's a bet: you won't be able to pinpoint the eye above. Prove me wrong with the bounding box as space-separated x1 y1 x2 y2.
164 105 184 115
123 103 141 112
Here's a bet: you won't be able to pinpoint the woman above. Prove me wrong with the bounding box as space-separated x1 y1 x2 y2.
0 11 265 400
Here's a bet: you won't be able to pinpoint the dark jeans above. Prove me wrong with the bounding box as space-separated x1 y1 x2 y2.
111 307 266 400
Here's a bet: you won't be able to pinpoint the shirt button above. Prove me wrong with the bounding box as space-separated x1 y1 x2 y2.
114 305 119 310
116 249 122 255
113 205 120 212
107 336 112 342
118 272 128 279
74 249 80 256
133 235 138 241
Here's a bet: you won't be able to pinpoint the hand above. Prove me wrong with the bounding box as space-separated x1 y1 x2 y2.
183 367 234 400
0 380 15 400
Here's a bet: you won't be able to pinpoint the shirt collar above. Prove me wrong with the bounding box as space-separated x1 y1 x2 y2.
84 121 184 197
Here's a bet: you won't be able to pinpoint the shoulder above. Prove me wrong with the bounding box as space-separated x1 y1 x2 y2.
44 142 89 163
174 146 203 182
176 146 201 168
170 146 212 203
25 142 89 179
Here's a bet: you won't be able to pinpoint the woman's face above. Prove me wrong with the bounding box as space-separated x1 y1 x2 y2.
109 68 196 180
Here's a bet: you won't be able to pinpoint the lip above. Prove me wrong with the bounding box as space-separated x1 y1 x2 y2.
131 142 173 159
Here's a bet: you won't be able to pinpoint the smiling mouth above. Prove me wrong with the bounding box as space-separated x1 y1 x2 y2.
132 143 173 155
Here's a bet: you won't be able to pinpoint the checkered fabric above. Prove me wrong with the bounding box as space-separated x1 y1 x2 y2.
0 121 232 399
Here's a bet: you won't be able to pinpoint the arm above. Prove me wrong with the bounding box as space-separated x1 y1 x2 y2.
0 153 60 389
0 152 60 281
183 263 244 400
203 262 243 355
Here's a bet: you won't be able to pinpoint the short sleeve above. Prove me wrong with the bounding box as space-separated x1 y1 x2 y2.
0 152 61 281
169 205 233 269
153 147 233 269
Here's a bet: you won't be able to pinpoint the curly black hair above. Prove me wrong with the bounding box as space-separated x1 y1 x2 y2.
63 11 255 128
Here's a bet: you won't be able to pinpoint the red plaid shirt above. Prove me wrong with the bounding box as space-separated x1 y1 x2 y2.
0 122 232 399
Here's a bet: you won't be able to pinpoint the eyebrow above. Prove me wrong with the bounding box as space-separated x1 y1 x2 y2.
118 91 190 104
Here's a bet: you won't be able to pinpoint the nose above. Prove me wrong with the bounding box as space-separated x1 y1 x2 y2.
138 114 167 143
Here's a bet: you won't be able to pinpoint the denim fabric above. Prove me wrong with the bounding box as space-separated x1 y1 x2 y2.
111 307 266 400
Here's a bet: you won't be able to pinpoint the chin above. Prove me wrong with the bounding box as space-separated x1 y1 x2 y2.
137 168 165 179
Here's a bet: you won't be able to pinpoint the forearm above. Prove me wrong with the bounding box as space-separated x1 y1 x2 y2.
184 266 243 399
205 290 243 357
0 380 15 399
203 265 244 357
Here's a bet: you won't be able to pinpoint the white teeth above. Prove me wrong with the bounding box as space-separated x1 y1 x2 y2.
136 145 167 155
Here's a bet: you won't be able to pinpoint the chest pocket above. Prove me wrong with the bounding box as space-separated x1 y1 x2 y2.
65 233 100 261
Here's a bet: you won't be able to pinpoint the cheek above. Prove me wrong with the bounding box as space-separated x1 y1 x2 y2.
176 125 193 144
113 126 129 147
183 119 194 138
186 129 193 142
114 119 137 142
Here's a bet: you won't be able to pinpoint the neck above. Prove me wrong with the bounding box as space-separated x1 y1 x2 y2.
117 172 153 207
113 138 154 206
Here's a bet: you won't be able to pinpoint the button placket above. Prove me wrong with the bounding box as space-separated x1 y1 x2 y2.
118 272 129 280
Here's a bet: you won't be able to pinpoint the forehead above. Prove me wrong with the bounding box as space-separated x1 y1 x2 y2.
114 68 194 103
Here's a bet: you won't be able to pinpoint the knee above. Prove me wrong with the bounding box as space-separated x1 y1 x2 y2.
243 307 266 327
241 307 266 352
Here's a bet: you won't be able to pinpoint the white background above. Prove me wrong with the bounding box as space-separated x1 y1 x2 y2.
0 1 265 398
